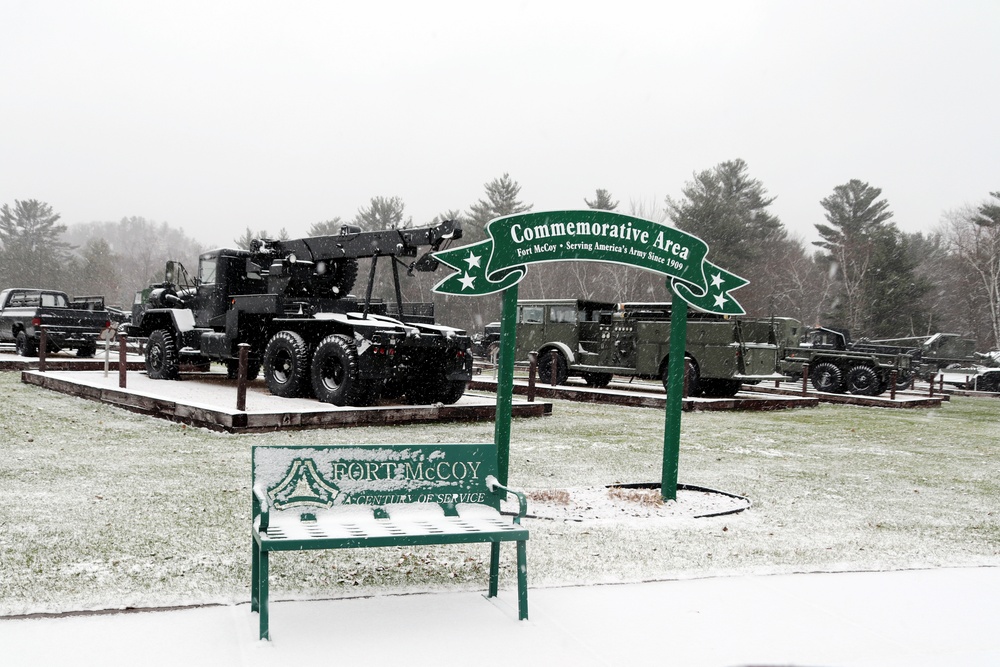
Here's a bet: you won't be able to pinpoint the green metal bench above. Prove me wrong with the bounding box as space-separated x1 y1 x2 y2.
251 443 529 640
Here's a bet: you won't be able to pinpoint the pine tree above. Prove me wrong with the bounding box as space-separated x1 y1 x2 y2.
585 189 619 211
308 218 344 236
354 196 411 230
815 179 894 334
0 199 72 287
466 173 532 240
668 159 785 278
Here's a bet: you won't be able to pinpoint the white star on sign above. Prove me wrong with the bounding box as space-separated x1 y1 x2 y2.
458 272 476 290
464 252 482 269
713 293 728 308
710 273 724 289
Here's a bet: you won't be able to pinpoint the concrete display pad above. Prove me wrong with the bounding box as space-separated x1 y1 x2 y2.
0 346 146 372
21 370 552 433
469 376 818 411
743 383 946 408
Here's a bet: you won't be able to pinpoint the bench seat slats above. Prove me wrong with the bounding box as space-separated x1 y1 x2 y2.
257 516 528 549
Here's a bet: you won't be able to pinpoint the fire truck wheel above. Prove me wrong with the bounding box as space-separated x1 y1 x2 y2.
538 349 569 385
582 372 612 388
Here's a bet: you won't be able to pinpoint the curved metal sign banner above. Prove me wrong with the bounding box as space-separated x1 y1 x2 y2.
432 210 748 316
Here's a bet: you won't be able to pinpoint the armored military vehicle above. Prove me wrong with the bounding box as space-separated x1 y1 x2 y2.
513 299 783 397
127 220 473 406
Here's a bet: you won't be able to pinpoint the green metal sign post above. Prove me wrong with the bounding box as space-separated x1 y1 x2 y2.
432 210 747 500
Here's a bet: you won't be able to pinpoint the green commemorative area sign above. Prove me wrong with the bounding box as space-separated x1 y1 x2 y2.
432 210 749 501
432 209 748 316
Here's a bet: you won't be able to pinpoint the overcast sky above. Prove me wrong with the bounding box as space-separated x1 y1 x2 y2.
2 1 997 251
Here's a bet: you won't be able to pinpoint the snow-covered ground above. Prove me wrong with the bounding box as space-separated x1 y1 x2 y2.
1 368 999 664
4 567 1000 666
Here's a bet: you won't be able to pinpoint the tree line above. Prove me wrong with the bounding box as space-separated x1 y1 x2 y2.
2 163 999 349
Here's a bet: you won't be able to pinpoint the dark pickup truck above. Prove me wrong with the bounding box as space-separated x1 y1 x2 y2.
0 288 111 357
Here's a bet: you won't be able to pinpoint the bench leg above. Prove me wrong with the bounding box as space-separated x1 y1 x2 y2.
251 539 260 612
488 542 501 598
516 539 528 620
258 550 270 641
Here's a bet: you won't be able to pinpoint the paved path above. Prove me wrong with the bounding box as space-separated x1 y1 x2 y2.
3 567 998 666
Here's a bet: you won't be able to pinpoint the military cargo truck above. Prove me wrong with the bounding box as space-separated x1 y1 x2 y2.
772 321 915 395
513 299 783 397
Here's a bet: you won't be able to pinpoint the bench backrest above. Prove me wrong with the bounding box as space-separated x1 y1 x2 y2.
252 444 501 514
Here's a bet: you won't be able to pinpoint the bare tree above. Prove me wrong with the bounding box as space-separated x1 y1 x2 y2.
943 194 1000 348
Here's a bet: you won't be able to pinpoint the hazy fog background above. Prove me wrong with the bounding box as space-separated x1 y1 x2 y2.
2 1 997 248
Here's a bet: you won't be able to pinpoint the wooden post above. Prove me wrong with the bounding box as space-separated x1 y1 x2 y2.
550 353 558 387
929 375 935 397
526 351 537 403
38 327 47 373
236 343 250 411
939 374 944 393
801 363 809 396
890 370 897 401
118 334 128 388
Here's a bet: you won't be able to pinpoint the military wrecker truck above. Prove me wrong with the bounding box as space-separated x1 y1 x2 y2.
127 220 473 406
514 299 784 397
773 321 916 395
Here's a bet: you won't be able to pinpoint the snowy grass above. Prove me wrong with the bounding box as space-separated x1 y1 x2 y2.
1 371 998 616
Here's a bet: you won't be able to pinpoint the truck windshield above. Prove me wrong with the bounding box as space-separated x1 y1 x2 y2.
199 259 217 285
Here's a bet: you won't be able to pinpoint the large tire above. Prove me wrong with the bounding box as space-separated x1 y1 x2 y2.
145 329 180 380
226 358 261 381
582 372 613 388
700 378 743 398
846 364 881 396
661 357 700 397
15 331 37 357
310 334 373 406
76 344 97 358
406 369 444 405
538 349 569 386
263 331 311 397
894 369 913 391
437 380 467 405
810 362 844 393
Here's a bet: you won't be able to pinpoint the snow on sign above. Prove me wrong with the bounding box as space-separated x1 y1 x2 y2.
432 210 748 316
